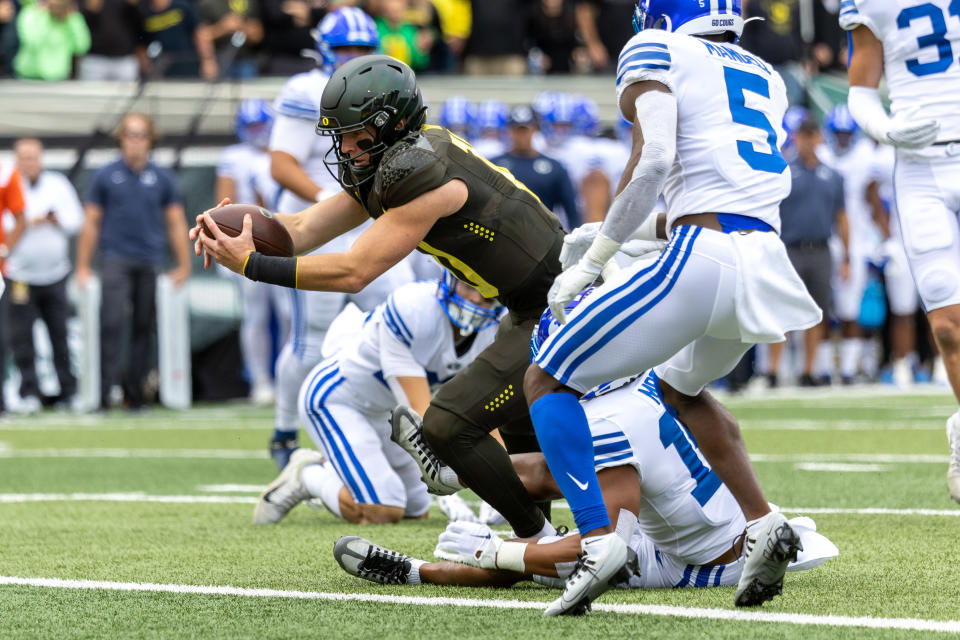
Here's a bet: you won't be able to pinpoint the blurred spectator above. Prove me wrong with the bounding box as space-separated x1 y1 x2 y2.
812 0 846 72
75 113 191 410
573 0 633 72
404 0 447 71
528 0 578 74
463 0 529 75
0 0 17 77
258 0 325 76
79 0 144 81
198 0 263 78
374 0 432 71
141 0 217 79
6 139 82 412
766 117 848 387
492 105 580 230
429 0 469 62
0 158 26 416
740 0 805 103
14 0 91 80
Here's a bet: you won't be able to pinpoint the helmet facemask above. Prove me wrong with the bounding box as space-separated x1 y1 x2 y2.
437 271 503 336
316 55 429 191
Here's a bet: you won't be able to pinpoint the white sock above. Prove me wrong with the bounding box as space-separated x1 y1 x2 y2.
814 341 834 378
406 558 426 585
300 461 344 518
839 338 862 377
439 466 465 491
533 519 557 538
861 338 880 378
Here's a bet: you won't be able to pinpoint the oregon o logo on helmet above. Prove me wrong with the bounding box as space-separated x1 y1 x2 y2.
322 117 330 126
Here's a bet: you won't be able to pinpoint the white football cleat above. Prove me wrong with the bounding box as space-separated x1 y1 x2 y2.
390 405 463 495
435 494 478 523
334 536 415 585
947 412 960 504
252 448 325 524
735 511 802 607
543 532 629 617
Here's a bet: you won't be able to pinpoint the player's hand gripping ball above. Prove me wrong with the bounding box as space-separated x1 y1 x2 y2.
200 203 294 257
192 201 295 273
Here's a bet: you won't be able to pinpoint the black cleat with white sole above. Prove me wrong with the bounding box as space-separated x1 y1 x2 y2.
734 512 802 607
334 536 413 585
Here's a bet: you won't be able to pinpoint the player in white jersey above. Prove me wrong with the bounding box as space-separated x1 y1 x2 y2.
841 0 960 501
217 98 289 404
334 359 837 591
523 0 821 614
819 105 883 383
266 7 413 469
867 143 922 385
253 273 502 525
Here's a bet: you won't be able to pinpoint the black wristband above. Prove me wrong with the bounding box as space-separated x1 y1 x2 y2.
243 251 298 288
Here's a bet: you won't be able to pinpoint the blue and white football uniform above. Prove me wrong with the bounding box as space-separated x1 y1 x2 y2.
584 370 745 587
535 29 821 396
270 69 342 212
841 0 960 311
298 281 498 512
216 142 289 388
820 138 881 322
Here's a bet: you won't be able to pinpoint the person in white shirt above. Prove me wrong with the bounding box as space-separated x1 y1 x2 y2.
252 273 502 526
6 138 84 410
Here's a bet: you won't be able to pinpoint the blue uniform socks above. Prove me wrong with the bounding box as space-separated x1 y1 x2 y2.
530 392 610 534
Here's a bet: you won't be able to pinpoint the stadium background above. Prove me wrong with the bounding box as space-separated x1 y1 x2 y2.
0 0 901 405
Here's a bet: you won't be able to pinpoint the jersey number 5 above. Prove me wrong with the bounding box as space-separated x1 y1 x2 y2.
722 66 788 175
898 1 960 77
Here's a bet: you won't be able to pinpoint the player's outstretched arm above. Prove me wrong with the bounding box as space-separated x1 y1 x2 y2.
548 80 675 322
274 179 466 293
273 190 369 254
847 26 939 148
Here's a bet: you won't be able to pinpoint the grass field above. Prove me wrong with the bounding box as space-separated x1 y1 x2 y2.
2 388 959 639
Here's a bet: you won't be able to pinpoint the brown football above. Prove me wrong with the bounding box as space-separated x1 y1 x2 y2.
201 203 294 258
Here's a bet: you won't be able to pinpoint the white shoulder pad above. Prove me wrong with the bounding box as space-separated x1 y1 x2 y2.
381 281 439 348
838 0 880 36
615 30 679 110
272 70 326 120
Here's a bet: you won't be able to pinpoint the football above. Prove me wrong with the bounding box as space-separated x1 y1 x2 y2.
201 203 294 257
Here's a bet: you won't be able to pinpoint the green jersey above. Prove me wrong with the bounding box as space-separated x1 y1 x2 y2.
349 125 564 317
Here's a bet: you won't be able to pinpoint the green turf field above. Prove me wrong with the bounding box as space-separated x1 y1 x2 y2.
1 389 959 639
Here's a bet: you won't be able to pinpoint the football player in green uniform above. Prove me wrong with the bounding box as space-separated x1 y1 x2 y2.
194 55 565 540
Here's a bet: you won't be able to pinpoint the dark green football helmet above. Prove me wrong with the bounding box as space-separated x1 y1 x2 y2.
316 54 427 189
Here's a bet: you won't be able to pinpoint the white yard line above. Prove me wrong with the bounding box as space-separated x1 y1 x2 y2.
793 463 889 473
3 492 956 516
0 448 265 460
0 493 257 504
0 446 947 464
196 484 265 493
0 575 956 633
752 453 948 463
741 420 941 431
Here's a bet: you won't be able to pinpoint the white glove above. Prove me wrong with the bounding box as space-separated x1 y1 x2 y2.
886 108 940 149
550 233 623 323
548 258 604 324
620 237 667 258
559 222 601 271
434 494 479 523
434 521 501 568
